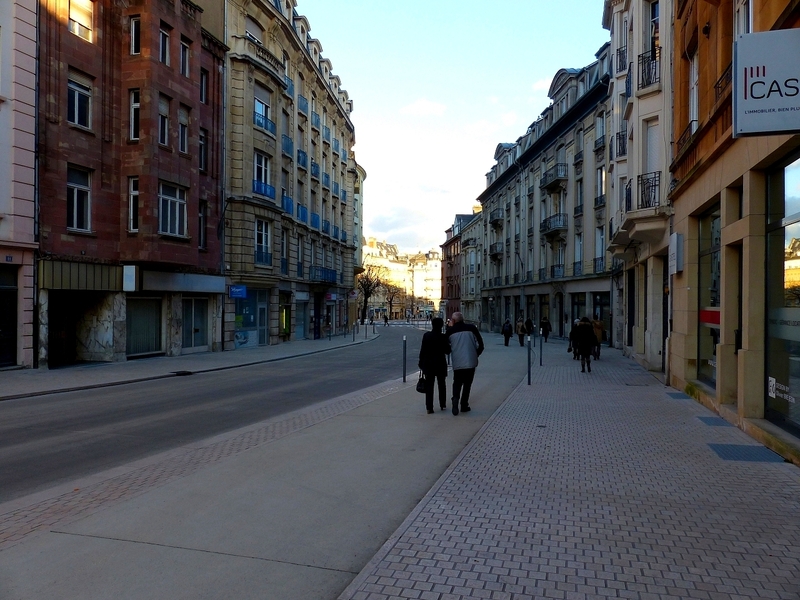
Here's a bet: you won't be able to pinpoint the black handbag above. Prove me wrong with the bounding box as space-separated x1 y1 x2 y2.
416 371 426 393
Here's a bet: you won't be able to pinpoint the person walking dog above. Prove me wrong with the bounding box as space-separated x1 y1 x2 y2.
446 312 484 415
418 317 450 413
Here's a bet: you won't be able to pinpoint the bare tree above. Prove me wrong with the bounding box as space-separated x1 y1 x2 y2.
384 283 404 320
356 263 387 324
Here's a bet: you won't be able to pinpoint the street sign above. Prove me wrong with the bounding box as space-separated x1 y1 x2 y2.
229 285 247 298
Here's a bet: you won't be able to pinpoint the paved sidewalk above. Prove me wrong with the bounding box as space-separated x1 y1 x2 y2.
0 328 380 400
339 343 800 600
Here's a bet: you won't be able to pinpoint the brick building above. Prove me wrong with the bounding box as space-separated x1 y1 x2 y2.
37 0 225 366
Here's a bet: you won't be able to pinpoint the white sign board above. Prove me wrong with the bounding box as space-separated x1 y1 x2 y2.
734 29 800 137
669 233 683 275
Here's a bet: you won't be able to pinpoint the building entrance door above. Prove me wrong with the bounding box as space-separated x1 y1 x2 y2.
182 298 208 353
0 266 17 366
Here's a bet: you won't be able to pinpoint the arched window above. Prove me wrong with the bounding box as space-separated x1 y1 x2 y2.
246 16 263 45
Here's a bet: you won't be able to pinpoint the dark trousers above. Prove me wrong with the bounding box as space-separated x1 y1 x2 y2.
518 333 524 346
452 368 476 408
503 335 510 346
424 371 447 410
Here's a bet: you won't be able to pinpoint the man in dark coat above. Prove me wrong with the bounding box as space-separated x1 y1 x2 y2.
502 319 513 346
574 316 596 373
525 316 534 336
539 316 552 342
418 317 450 413
446 312 484 415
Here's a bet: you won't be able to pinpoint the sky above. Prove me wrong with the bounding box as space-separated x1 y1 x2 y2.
297 0 611 254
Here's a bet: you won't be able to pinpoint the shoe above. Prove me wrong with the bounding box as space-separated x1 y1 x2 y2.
452 404 459 415
427 409 434 414
581 367 585 372
461 406 471 412
440 405 446 411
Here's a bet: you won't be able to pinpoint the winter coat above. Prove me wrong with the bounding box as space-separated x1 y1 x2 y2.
515 319 526 335
502 321 513 337
418 331 450 376
525 318 534 334
574 321 596 357
540 319 552 334
447 321 484 370
592 319 605 344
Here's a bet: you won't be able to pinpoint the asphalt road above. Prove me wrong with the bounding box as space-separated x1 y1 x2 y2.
0 326 428 503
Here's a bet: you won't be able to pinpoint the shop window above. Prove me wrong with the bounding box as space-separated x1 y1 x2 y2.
698 206 721 386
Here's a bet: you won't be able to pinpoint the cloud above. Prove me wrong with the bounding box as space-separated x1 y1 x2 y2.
532 78 552 91
399 98 447 117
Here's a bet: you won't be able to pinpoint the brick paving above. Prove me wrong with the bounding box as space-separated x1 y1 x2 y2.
339 344 800 600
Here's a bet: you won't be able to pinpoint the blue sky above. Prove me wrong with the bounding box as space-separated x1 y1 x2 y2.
298 1 611 253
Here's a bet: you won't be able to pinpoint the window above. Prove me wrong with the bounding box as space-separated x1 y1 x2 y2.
200 69 208 104
130 17 141 54
198 201 207 249
648 1 660 53
595 225 605 260
158 95 169 146
734 0 752 38
159 27 170 65
254 84 271 131
129 89 140 140
245 16 263 45
178 106 189 153
67 166 91 231
180 39 190 77
159 182 187 236
596 167 606 198
254 152 269 184
69 0 92 42
128 176 139 232
698 207 721 385
688 51 699 132
255 219 271 264
67 76 91 129
199 128 208 171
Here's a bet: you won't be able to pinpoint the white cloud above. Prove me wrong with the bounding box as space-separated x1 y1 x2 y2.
398 98 447 117
531 78 552 91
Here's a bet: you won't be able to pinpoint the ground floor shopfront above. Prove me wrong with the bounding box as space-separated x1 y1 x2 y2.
0 246 35 368
670 134 800 455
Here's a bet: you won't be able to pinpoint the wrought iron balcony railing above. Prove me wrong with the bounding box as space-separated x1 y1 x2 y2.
638 46 661 89
332 225 339 239
638 171 661 209
540 213 569 235
594 194 606 209
311 111 321 130
616 131 627 157
538 267 547 281
574 204 584 217
489 208 504 225
332 181 340 196
551 264 565 278
594 134 606 151
594 257 605 273
323 126 331 142
309 266 337 283
539 163 568 188
573 261 583 276
676 121 698 155
332 138 340 153
616 46 627 74
322 172 330 188
284 76 294 97
489 242 504 256
340 190 347 203
341 231 347 243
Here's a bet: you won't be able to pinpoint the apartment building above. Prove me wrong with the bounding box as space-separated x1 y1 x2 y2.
459 212 483 326
669 0 800 444
604 0 674 374
0 0 36 368
362 238 409 320
441 214 477 321
208 0 357 346
478 45 613 337
37 0 225 367
407 249 442 318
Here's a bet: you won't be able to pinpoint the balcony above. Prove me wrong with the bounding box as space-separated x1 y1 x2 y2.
341 230 347 243
253 180 275 199
332 138 340 154
311 111 321 130
620 174 670 245
593 257 605 273
527 226 536 237
297 149 308 169
280 257 288 275
309 266 337 284
254 112 276 135
281 193 293 215
489 208 504 226
297 204 308 224
638 172 661 209
322 219 330 235
550 264 565 278
538 267 547 281
594 194 606 209
616 131 627 157
574 204 584 217
573 261 583 276
593 134 605 151
340 190 347 203
539 213 568 236
489 242 504 259
341 149 348 163
616 45 627 74
298 94 308 116
284 75 294 98
715 62 732 103
676 120 698 156
469 264 476 274
574 150 583 164
282 134 293 157
332 225 339 239
322 172 330 188
462 237 477 249
332 181 340 196
255 249 272 266
322 126 331 143
310 161 320 179
297 261 304 278
311 212 320 229
638 46 661 90
539 163 568 190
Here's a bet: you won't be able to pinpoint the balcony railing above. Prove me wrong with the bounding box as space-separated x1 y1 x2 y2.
297 149 308 169
311 212 320 229
625 63 632 99
282 134 293 156
323 126 331 142
574 204 584 217
297 262 304 278
574 150 583 164
638 171 661 209
322 172 330 188
310 161 320 179
616 131 627 157
341 149 348 162
593 257 605 273
526 270 532 282
539 163 568 189
311 111 321 130
573 261 583 276
280 257 288 275
284 75 294 98
332 181 340 196
625 179 632 212
253 180 275 199
594 194 606 209
309 266 337 283
281 194 293 215
254 112 276 135
638 46 661 89
551 264 565 278
616 46 627 74
341 231 347 243
462 237 477 248
489 242 504 256
298 94 308 115
255 249 272 266
715 62 733 103
297 204 308 223
676 121 698 155
540 212 568 235
538 267 547 281
594 134 605 151
322 219 330 234
332 225 339 239
341 190 347 203
489 208 504 225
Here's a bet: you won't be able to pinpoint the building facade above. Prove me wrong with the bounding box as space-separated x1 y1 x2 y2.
37 0 226 367
0 0 37 368
459 212 483 326
441 214 475 322
605 0 674 374
669 0 800 446
214 0 357 346
479 45 614 337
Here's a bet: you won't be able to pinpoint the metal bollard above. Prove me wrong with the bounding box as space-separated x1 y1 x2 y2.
527 335 531 385
373 323 376 334
352 324 356 341
539 329 543 366
402 335 407 382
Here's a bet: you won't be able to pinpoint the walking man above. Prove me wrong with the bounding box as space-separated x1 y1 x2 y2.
515 316 526 346
446 312 484 415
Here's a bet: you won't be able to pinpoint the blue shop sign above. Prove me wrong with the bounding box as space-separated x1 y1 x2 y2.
229 285 247 298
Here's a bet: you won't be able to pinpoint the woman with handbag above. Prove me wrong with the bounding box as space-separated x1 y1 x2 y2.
418 317 451 413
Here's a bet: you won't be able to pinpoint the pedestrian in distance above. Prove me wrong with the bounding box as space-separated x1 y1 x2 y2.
384 315 389 326
516 316 526 347
568 318 580 360
446 312 484 415
525 316 534 336
575 316 596 373
502 319 513 346
539 316 552 343
418 317 451 413
591 314 605 360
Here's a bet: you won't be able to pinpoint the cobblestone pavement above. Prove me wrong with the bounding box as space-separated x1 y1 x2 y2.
339 345 800 600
